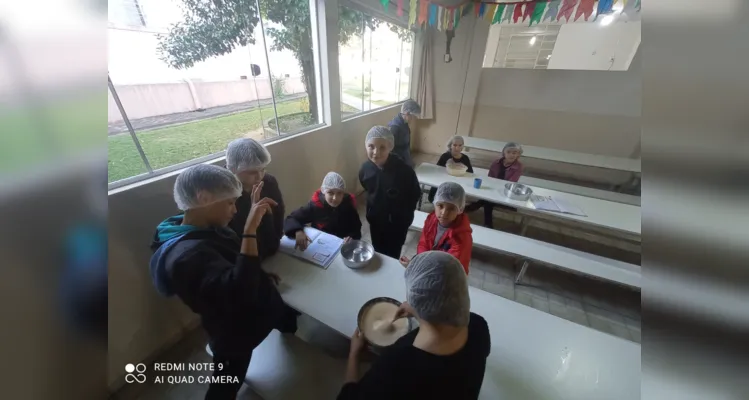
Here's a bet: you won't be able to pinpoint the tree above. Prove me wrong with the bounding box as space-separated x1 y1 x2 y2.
157 0 410 122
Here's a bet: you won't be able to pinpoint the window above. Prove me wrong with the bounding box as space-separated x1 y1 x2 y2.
107 0 321 185
486 25 560 70
338 6 414 117
108 0 148 28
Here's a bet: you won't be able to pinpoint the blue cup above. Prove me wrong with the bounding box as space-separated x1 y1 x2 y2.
473 178 482 189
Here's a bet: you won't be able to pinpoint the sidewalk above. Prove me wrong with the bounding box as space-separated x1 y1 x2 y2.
108 93 307 136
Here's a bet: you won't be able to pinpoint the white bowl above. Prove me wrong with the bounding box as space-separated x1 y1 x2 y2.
446 163 468 177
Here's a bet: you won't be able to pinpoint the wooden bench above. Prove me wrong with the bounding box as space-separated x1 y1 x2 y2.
410 211 641 289
205 330 349 399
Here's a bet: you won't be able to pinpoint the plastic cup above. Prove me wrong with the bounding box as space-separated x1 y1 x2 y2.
473 178 482 189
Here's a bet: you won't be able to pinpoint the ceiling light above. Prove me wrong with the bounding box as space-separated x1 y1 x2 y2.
600 15 615 26
529 36 537 45
546 55 551 59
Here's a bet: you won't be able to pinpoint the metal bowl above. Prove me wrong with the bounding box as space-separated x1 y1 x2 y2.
357 297 415 354
503 182 533 201
340 240 375 269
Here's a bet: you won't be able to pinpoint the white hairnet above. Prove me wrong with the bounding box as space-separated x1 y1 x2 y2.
321 172 346 192
434 182 466 212
503 142 523 154
173 164 242 211
365 126 394 147
446 135 464 151
401 99 421 116
226 138 271 173
405 251 470 327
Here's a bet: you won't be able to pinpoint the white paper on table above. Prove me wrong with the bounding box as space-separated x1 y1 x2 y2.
530 195 587 217
279 227 344 269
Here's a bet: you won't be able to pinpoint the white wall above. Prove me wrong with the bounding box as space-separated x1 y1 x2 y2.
107 105 400 389
549 21 640 71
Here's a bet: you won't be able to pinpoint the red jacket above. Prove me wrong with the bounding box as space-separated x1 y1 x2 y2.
489 158 523 182
417 213 473 273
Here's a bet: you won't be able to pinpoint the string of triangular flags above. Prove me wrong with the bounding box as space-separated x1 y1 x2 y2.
382 0 641 30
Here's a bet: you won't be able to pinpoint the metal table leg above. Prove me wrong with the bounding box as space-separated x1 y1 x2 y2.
515 260 530 284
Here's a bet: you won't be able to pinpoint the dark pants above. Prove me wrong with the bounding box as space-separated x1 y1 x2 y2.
369 219 410 259
205 352 252 400
465 201 517 229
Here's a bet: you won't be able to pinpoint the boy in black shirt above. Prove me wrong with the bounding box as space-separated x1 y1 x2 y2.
149 164 294 399
339 251 490 400
284 172 362 249
429 135 474 203
358 126 422 259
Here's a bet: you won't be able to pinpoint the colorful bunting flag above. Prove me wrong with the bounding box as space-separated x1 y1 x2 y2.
575 0 596 21
409 0 417 27
448 9 454 30
418 0 428 25
513 2 523 23
558 0 578 22
523 2 536 22
478 3 486 18
380 0 389 12
462 4 472 17
429 4 438 26
437 6 443 30
397 0 404 17
530 1 546 25
485 4 497 23
493 4 506 24
454 7 461 28
474 2 481 17
597 0 614 19
502 4 515 23
543 0 561 22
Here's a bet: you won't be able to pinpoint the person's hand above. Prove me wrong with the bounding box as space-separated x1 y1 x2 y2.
295 231 311 251
343 237 352 244
267 272 281 286
399 256 410 267
392 302 412 322
349 328 366 357
244 183 278 233
250 181 263 205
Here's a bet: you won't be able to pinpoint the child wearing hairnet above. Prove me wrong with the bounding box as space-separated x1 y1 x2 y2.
388 99 421 168
339 251 490 399
402 182 473 273
225 138 286 260
465 142 524 228
149 164 298 399
429 135 474 203
283 172 362 250
359 126 422 259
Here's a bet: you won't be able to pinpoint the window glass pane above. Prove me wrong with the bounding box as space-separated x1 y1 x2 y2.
107 0 321 184
258 0 322 136
338 7 414 116
107 88 149 183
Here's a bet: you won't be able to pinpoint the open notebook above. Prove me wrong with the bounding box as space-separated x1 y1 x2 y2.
530 195 587 217
279 227 344 269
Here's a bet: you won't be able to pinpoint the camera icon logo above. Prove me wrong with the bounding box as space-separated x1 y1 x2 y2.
125 363 147 383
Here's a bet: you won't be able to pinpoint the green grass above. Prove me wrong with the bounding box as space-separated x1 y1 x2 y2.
1 93 106 173
108 98 308 183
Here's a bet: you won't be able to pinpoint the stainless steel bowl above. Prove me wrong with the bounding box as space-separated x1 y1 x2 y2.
503 182 533 201
357 297 415 354
340 240 375 269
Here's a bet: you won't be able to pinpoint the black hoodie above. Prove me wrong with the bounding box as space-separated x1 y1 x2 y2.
283 190 362 240
358 154 421 228
149 215 286 356
227 173 285 260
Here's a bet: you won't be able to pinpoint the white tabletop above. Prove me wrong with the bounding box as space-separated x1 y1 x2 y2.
463 137 641 173
416 163 641 236
264 252 641 400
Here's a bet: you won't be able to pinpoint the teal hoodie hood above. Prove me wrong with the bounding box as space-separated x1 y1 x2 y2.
149 215 205 296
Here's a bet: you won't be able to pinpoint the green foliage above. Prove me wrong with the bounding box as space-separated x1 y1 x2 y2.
272 74 286 98
157 0 260 69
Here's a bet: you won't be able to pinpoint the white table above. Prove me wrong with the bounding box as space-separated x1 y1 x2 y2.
463 137 641 173
416 163 641 237
466 165 641 206
264 252 641 400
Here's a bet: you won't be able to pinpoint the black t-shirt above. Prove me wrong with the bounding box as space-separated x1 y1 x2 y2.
437 151 474 173
337 312 491 400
